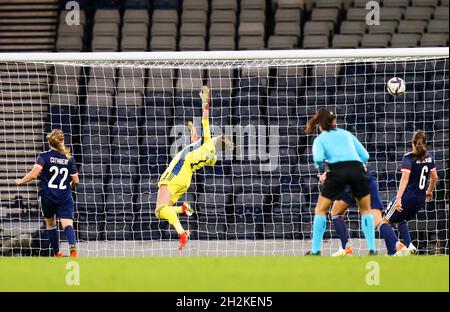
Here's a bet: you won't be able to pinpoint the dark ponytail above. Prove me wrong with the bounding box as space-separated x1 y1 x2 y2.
412 130 427 161
304 108 337 134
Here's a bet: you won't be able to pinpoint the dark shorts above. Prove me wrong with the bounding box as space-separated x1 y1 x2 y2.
322 161 370 201
384 194 424 223
39 196 74 219
338 171 384 210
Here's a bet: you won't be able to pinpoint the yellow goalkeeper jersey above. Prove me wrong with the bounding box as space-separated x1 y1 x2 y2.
158 119 217 203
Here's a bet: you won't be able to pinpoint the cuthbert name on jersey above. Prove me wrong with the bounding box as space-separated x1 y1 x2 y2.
50 157 69 165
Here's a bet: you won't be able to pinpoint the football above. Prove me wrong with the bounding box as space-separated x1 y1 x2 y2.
387 77 406 96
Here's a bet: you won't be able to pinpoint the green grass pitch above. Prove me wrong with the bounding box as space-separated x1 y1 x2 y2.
0 256 448 292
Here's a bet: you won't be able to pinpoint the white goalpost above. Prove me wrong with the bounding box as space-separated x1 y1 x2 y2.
0 48 448 257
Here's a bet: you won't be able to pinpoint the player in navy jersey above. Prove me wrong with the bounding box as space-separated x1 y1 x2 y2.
330 171 409 256
385 130 438 254
14 129 79 258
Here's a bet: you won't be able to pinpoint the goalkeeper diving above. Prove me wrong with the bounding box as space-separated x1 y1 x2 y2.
156 86 234 250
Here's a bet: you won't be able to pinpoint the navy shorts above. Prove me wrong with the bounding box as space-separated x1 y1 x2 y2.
39 195 74 219
338 171 384 210
384 195 424 223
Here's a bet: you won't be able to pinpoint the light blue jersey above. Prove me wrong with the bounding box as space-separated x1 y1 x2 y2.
312 128 369 171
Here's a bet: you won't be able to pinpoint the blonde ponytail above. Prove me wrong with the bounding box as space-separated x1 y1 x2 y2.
47 129 70 159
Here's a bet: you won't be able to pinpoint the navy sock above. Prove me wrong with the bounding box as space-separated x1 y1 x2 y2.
398 221 411 246
332 215 348 249
64 225 76 247
379 223 398 255
47 225 59 254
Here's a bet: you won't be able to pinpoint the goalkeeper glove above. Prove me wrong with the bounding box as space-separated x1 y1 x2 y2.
199 85 210 110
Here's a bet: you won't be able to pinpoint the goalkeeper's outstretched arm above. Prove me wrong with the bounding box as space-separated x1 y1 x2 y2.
199 85 212 142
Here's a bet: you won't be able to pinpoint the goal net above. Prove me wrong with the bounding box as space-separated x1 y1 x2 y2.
0 49 448 257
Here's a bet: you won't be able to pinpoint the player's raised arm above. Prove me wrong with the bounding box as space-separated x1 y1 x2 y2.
199 85 212 142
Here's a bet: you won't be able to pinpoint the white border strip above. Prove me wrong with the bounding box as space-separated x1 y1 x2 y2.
0 48 447 62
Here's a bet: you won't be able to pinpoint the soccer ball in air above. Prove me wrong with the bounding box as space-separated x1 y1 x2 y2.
386 77 406 96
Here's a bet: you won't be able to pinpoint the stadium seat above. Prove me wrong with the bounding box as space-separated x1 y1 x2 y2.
379 7 405 21
210 10 236 24
240 9 265 23
210 23 236 36
275 9 302 23
405 6 434 20
208 36 236 50
58 23 84 39
391 33 421 47
57 37 83 52
180 23 207 38
183 0 208 11
92 36 119 51
304 21 334 36
398 20 427 34
346 8 368 21
121 36 148 51
123 9 150 24
182 10 208 23
367 21 398 34
239 22 265 36
340 21 367 35
383 0 409 8
122 23 148 37
211 0 237 11
151 23 178 36
434 6 449 20
311 8 340 24
420 33 449 47
277 0 303 9
93 22 119 37
274 22 301 38
332 34 362 48
238 36 265 50
412 0 438 6
241 0 266 10
361 34 391 48
267 36 297 49
315 0 342 9
428 20 449 33
152 9 178 24
150 36 177 51
94 10 120 24
302 35 329 48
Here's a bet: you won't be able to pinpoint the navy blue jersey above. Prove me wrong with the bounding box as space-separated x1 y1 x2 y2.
400 152 436 201
35 150 78 203
338 171 384 210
